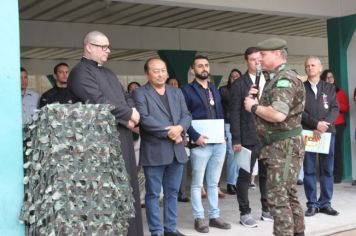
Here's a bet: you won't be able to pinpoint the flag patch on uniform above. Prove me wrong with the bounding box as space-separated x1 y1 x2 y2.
276 79 290 88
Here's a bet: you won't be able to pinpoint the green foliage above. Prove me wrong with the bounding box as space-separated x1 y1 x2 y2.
20 103 135 235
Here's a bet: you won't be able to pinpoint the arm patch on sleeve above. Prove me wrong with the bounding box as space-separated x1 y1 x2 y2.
276 79 290 88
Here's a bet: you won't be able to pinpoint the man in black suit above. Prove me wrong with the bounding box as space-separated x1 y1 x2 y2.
229 47 271 228
133 58 191 236
68 30 143 236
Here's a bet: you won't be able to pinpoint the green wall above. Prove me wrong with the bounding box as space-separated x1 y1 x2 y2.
327 14 356 180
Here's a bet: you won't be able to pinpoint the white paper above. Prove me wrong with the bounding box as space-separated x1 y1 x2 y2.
302 130 331 154
191 119 225 143
234 146 252 173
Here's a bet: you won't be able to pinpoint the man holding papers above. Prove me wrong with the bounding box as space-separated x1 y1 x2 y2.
181 55 231 233
230 47 271 228
302 56 339 217
244 38 306 236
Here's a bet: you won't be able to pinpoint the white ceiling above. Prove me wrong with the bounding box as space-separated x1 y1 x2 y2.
19 0 328 63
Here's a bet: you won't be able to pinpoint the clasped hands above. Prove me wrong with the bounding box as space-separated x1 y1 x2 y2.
127 108 140 129
313 121 330 141
166 125 184 144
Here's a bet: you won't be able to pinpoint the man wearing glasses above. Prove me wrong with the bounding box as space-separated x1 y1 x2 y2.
68 30 143 236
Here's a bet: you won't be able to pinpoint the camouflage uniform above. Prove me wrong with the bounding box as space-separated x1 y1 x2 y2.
256 64 305 236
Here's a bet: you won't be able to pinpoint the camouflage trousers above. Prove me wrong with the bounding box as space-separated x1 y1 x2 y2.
261 135 305 236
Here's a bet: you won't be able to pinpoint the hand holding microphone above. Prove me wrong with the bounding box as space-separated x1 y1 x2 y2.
253 64 262 99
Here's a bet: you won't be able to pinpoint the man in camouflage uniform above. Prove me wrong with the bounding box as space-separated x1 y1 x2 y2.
244 38 305 236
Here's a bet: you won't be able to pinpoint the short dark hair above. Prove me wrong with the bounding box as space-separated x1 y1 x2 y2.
191 55 209 68
127 81 141 92
21 67 27 73
228 68 242 86
244 47 260 60
144 57 166 73
166 77 180 87
54 62 69 74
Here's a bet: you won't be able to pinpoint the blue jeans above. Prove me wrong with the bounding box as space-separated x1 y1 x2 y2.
144 160 183 235
190 143 226 219
303 135 335 209
225 123 240 185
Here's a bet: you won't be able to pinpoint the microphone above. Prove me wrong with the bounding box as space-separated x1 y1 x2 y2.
253 64 262 98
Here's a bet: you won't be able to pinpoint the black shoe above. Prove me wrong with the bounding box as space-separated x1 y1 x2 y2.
164 230 186 236
294 232 305 236
297 180 303 185
319 206 339 216
226 184 237 195
178 196 190 202
305 207 318 217
334 178 342 184
352 180 356 186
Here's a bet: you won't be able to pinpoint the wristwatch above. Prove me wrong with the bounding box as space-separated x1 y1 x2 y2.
251 104 259 115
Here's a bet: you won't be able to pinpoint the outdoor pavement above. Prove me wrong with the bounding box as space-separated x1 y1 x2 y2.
141 181 356 236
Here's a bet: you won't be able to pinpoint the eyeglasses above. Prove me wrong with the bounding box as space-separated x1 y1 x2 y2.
90 43 111 51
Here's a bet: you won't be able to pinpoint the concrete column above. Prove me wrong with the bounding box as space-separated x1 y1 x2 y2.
157 50 196 85
0 1 24 235
211 75 223 87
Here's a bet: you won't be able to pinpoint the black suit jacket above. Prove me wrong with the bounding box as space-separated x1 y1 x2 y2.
133 83 192 166
229 72 259 146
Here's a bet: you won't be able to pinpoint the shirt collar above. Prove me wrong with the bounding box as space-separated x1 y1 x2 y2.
268 63 286 80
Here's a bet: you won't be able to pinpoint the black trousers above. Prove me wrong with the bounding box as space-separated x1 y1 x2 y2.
235 144 268 215
334 124 345 182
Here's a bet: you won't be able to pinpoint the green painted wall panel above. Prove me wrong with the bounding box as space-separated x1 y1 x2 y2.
327 14 356 180
157 50 196 85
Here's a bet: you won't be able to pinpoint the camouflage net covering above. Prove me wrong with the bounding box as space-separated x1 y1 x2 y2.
20 103 135 236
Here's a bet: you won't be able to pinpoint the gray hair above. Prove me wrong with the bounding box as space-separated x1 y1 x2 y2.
280 48 288 59
83 31 107 45
305 55 322 65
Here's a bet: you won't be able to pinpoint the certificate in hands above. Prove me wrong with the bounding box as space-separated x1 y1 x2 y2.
191 119 225 143
234 146 251 173
302 130 331 154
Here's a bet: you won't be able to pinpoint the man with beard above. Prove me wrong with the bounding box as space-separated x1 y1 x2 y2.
39 62 76 107
68 30 143 236
181 55 231 234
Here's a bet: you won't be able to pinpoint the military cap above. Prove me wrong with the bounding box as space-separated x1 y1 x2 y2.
257 38 287 51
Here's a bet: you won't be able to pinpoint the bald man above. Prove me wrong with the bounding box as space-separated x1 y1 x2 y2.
68 30 143 236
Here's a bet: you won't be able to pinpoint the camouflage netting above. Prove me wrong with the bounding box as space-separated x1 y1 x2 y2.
20 103 135 236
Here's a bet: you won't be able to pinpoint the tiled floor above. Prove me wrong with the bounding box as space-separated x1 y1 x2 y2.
141 181 356 236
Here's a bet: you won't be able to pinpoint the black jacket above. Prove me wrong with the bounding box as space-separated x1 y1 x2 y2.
39 86 76 108
219 85 231 123
229 72 259 146
302 80 339 134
